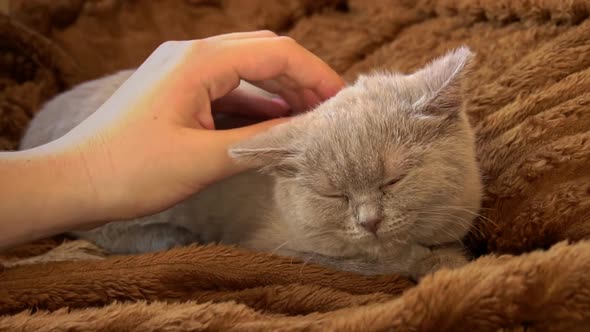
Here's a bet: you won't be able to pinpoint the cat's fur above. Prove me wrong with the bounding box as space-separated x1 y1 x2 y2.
20 47 482 280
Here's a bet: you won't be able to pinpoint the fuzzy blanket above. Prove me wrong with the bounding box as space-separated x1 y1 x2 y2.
1 0 590 331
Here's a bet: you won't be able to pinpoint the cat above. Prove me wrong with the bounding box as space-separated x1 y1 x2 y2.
19 46 482 280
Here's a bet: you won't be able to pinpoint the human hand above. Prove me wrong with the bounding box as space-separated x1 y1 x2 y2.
38 30 345 224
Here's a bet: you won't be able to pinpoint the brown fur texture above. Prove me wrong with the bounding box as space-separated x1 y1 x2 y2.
1 0 590 330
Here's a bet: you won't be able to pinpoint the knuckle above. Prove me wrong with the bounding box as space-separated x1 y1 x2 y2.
259 29 278 37
277 35 297 45
186 39 211 56
156 40 194 54
189 38 207 50
158 40 181 49
156 39 209 59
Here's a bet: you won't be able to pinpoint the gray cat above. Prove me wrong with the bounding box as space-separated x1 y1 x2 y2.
20 46 482 280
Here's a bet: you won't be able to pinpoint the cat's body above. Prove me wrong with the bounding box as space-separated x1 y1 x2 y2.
20 47 483 279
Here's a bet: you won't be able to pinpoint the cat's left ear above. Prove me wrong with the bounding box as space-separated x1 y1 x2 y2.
228 120 302 177
410 46 474 118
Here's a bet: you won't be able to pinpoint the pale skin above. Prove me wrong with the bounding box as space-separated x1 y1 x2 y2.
0 31 345 250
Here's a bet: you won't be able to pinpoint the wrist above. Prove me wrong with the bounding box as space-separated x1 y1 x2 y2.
51 149 104 225
36 146 109 229
0 147 105 248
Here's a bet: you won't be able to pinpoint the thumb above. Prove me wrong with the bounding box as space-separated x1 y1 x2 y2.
221 116 290 145
195 117 290 184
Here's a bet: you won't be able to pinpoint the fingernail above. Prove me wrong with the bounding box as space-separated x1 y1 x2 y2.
197 112 215 130
269 97 291 117
271 97 290 110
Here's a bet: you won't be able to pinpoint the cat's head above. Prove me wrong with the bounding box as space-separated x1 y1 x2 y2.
229 46 483 258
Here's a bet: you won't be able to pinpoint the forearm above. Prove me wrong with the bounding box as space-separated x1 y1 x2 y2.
0 148 99 250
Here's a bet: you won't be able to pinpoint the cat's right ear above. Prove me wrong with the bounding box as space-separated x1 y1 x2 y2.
228 123 301 177
409 46 474 118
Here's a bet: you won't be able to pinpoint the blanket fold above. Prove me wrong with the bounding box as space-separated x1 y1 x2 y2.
0 244 411 316
3 241 590 331
1 0 590 330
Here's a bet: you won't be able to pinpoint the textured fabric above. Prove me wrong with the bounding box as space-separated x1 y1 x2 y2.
1 0 590 330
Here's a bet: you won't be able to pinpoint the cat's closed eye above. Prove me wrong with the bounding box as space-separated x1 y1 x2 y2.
323 193 350 203
380 176 404 191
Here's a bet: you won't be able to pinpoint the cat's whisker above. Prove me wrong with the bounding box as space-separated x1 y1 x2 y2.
418 211 477 226
382 235 410 245
270 240 290 255
441 204 494 210
415 219 465 242
443 206 497 223
419 204 496 224
416 212 486 239
428 206 499 228
299 253 317 275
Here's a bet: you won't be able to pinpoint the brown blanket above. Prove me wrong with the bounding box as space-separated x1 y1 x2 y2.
2 0 590 330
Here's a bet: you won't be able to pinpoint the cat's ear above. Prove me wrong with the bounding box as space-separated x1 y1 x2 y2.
228 123 302 177
410 46 474 117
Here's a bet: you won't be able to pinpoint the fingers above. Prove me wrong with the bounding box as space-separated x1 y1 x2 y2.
222 36 344 99
145 31 344 129
248 77 321 114
194 34 345 111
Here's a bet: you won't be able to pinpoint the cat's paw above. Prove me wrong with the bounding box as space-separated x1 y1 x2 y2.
410 245 469 281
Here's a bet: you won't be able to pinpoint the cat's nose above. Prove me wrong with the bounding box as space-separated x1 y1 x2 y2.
359 217 382 235
357 205 383 234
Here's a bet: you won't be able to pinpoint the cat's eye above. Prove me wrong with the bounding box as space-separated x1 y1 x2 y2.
324 193 350 203
381 176 403 190
386 178 400 186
